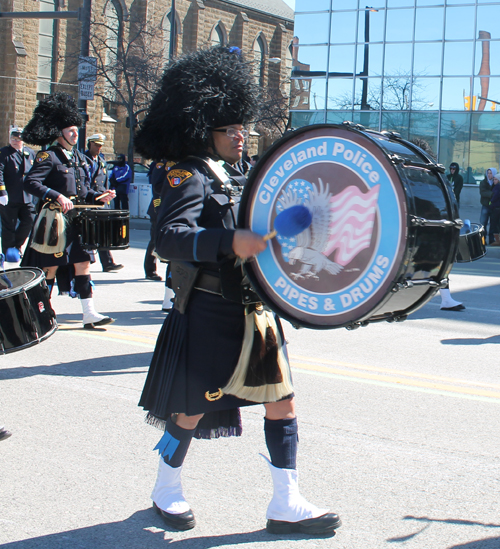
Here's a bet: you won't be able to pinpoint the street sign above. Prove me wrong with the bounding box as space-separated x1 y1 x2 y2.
79 80 95 101
78 56 97 81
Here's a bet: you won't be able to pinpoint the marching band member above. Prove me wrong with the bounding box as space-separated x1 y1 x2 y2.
135 46 341 536
84 133 124 273
21 93 116 329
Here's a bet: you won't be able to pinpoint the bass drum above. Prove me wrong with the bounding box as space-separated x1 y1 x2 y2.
0 267 57 353
239 123 460 329
79 209 130 250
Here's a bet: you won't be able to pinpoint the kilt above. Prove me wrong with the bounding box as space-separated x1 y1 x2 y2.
22 218 95 268
139 289 291 438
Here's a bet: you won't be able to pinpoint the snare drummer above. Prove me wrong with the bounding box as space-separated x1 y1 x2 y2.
20 93 116 329
134 46 341 536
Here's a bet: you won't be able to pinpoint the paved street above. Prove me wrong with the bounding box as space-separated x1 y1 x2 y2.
1 218 499 549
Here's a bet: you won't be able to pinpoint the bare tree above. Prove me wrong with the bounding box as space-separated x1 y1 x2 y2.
63 15 166 177
89 16 166 173
330 71 431 111
254 87 291 141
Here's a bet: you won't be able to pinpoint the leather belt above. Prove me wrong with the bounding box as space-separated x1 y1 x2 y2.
194 272 222 295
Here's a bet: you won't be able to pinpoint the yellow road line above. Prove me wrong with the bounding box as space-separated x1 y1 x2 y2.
59 326 500 401
290 354 500 391
291 361 500 400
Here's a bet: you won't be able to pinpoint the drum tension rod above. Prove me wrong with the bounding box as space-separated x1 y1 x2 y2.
410 216 463 229
342 120 366 131
392 277 449 291
388 155 446 173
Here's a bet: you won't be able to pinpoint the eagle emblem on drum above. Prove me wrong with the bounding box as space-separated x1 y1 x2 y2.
276 179 380 280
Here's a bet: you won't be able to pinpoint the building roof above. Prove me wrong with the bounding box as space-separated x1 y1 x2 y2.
222 0 294 22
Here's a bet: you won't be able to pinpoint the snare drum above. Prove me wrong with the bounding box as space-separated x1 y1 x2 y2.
239 123 460 329
79 209 130 250
456 223 486 262
0 268 57 354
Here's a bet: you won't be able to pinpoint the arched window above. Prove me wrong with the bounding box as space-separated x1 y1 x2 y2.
37 0 56 95
163 10 181 61
210 23 226 46
104 0 123 71
253 35 266 86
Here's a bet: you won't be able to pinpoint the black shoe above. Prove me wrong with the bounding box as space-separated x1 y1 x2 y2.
103 264 124 272
153 502 196 531
0 426 12 441
84 317 115 329
146 273 162 281
441 304 465 311
267 513 341 535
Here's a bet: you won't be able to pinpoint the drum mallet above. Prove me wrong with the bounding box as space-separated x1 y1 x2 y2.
264 205 313 241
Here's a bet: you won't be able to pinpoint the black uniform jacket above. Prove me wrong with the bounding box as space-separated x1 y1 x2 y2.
146 160 175 218
84 151 108 193
155 156 244 273
24 146 98 205
0 145 36 203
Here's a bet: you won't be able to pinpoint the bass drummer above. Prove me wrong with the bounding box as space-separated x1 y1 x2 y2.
135 46 341 536
21 92 116 329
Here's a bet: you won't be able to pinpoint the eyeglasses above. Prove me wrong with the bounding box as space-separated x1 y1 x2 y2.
212 128 249 139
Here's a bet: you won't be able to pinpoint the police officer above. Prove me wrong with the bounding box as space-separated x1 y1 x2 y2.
21 92 116 329
135 46 341 536
84 133 124 273
0 126 36 256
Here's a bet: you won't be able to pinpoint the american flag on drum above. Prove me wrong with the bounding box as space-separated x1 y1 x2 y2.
325 184 380 266
277 179 380 280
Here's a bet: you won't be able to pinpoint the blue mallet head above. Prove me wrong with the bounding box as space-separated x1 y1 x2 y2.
461 219 471 235
5 247 20 263
274 205 312 238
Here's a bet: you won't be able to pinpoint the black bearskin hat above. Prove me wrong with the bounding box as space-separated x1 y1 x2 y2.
22 92 82 146
135 46 260 162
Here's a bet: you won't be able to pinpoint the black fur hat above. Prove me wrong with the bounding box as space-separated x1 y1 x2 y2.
135 46 260 161
22 92 82 146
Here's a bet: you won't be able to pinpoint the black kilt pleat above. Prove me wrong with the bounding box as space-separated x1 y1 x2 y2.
139 290 262 437
22 220 95 268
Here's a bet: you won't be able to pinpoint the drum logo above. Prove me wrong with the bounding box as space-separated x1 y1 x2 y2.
247 132 406 325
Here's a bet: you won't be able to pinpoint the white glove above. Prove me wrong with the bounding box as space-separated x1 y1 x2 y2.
0 195 8 206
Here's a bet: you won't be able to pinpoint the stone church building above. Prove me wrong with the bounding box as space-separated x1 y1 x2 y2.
0 0 294 158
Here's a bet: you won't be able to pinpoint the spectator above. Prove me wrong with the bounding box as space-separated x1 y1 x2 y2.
110 154 132 210
479 167 497 245
446 162 464 206
489 175 500 246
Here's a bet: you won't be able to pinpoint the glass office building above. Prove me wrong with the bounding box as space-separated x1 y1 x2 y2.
290 0 500 181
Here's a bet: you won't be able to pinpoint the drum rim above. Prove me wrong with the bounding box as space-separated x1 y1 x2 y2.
0 325 58 355
0 267 45 298
239 124 408 329
79 209 130 218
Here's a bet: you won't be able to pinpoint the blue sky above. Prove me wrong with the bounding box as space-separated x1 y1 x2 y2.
283 0 295 9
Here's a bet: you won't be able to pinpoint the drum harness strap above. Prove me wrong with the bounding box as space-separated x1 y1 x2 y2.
185 158 292 404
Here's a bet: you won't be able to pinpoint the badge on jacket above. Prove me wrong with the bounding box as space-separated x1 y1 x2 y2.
36 151 50 163
167 169 192 188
